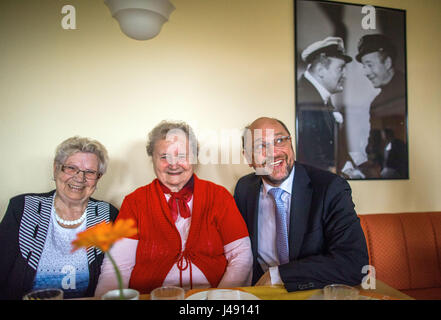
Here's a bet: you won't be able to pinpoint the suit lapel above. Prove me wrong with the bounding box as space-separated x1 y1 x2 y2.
19 193 53 270
85 199 111 264
289 163 312 260
247 176 262 261
301 75 335 135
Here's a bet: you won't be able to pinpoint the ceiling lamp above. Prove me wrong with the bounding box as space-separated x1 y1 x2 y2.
104 0 175 40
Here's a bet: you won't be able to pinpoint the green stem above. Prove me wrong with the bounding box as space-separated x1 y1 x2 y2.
106 251 124 300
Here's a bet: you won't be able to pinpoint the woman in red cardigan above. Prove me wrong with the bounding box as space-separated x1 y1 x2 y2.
95 121 252 295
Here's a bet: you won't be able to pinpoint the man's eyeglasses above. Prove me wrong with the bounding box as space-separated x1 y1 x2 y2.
254 136 292 152
61 165 101 180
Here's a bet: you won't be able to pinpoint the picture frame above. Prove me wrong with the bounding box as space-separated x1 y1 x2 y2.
294 0 409 180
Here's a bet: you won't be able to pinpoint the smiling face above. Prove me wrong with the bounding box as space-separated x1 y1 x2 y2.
247 118 295 186
54 152 100 205
361 51 393 88
152 133 194 192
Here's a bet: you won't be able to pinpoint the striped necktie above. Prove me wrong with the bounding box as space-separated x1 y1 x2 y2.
268 188 289 265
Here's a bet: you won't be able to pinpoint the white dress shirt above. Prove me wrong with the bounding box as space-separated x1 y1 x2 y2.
257 167 295 284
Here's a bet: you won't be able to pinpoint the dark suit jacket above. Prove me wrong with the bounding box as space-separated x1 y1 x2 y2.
365 70 408 178
233 162 369 291
296 75 351 174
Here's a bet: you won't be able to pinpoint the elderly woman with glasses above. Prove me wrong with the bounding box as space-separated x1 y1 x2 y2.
0 136 118 299
95 121 252 296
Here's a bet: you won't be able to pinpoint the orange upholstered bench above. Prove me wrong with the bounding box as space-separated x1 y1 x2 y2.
359 212 441 300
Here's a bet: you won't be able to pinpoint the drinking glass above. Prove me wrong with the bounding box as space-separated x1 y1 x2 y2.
323 284 359 300
150 286 185 300
23 288 64 300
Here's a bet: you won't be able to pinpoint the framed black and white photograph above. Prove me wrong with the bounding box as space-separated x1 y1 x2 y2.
294 0 408 180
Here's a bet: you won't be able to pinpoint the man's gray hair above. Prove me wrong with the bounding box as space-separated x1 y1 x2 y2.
54 136 109 175
146 120 199 158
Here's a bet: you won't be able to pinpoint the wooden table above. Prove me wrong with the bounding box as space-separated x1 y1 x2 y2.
136 279 413 300
355 279 413 300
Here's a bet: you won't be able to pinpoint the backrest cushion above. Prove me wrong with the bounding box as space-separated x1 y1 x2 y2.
359 212 441 290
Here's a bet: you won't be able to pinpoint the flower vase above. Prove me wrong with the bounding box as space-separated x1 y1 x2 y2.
101 288 140 300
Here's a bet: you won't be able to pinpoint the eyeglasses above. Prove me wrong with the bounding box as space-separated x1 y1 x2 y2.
254 136 292 152
61 165 101 180
158 153 189 164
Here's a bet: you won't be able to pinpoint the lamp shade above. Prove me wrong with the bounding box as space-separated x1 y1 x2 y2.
104 0 175 40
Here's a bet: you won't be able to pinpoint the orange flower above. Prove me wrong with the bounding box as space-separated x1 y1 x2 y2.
72 219 137 252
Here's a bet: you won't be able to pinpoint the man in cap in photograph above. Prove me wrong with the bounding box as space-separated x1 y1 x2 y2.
356 34 408 179
296 36 352 176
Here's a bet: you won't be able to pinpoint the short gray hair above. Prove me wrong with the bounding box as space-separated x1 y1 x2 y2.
146 120 199 158
54 136 109 175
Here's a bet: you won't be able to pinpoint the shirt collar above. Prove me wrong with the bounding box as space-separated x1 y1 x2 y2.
262 166 295 197
304 70 332 105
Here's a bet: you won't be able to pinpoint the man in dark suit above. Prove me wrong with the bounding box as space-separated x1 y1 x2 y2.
296 37 353 176
356 34 408 179
234 117 368 291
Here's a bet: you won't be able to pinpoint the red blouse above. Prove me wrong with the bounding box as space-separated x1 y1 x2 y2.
116 174 249 293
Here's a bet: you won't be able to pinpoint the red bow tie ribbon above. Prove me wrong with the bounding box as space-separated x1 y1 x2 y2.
159 176 194 222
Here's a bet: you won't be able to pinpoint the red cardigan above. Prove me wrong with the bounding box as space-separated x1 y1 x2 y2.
116 175 249 293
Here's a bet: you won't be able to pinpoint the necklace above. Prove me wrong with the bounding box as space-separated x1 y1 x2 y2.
55 208 87 226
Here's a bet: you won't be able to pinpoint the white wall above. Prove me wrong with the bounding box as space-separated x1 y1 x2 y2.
0 0 440 218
